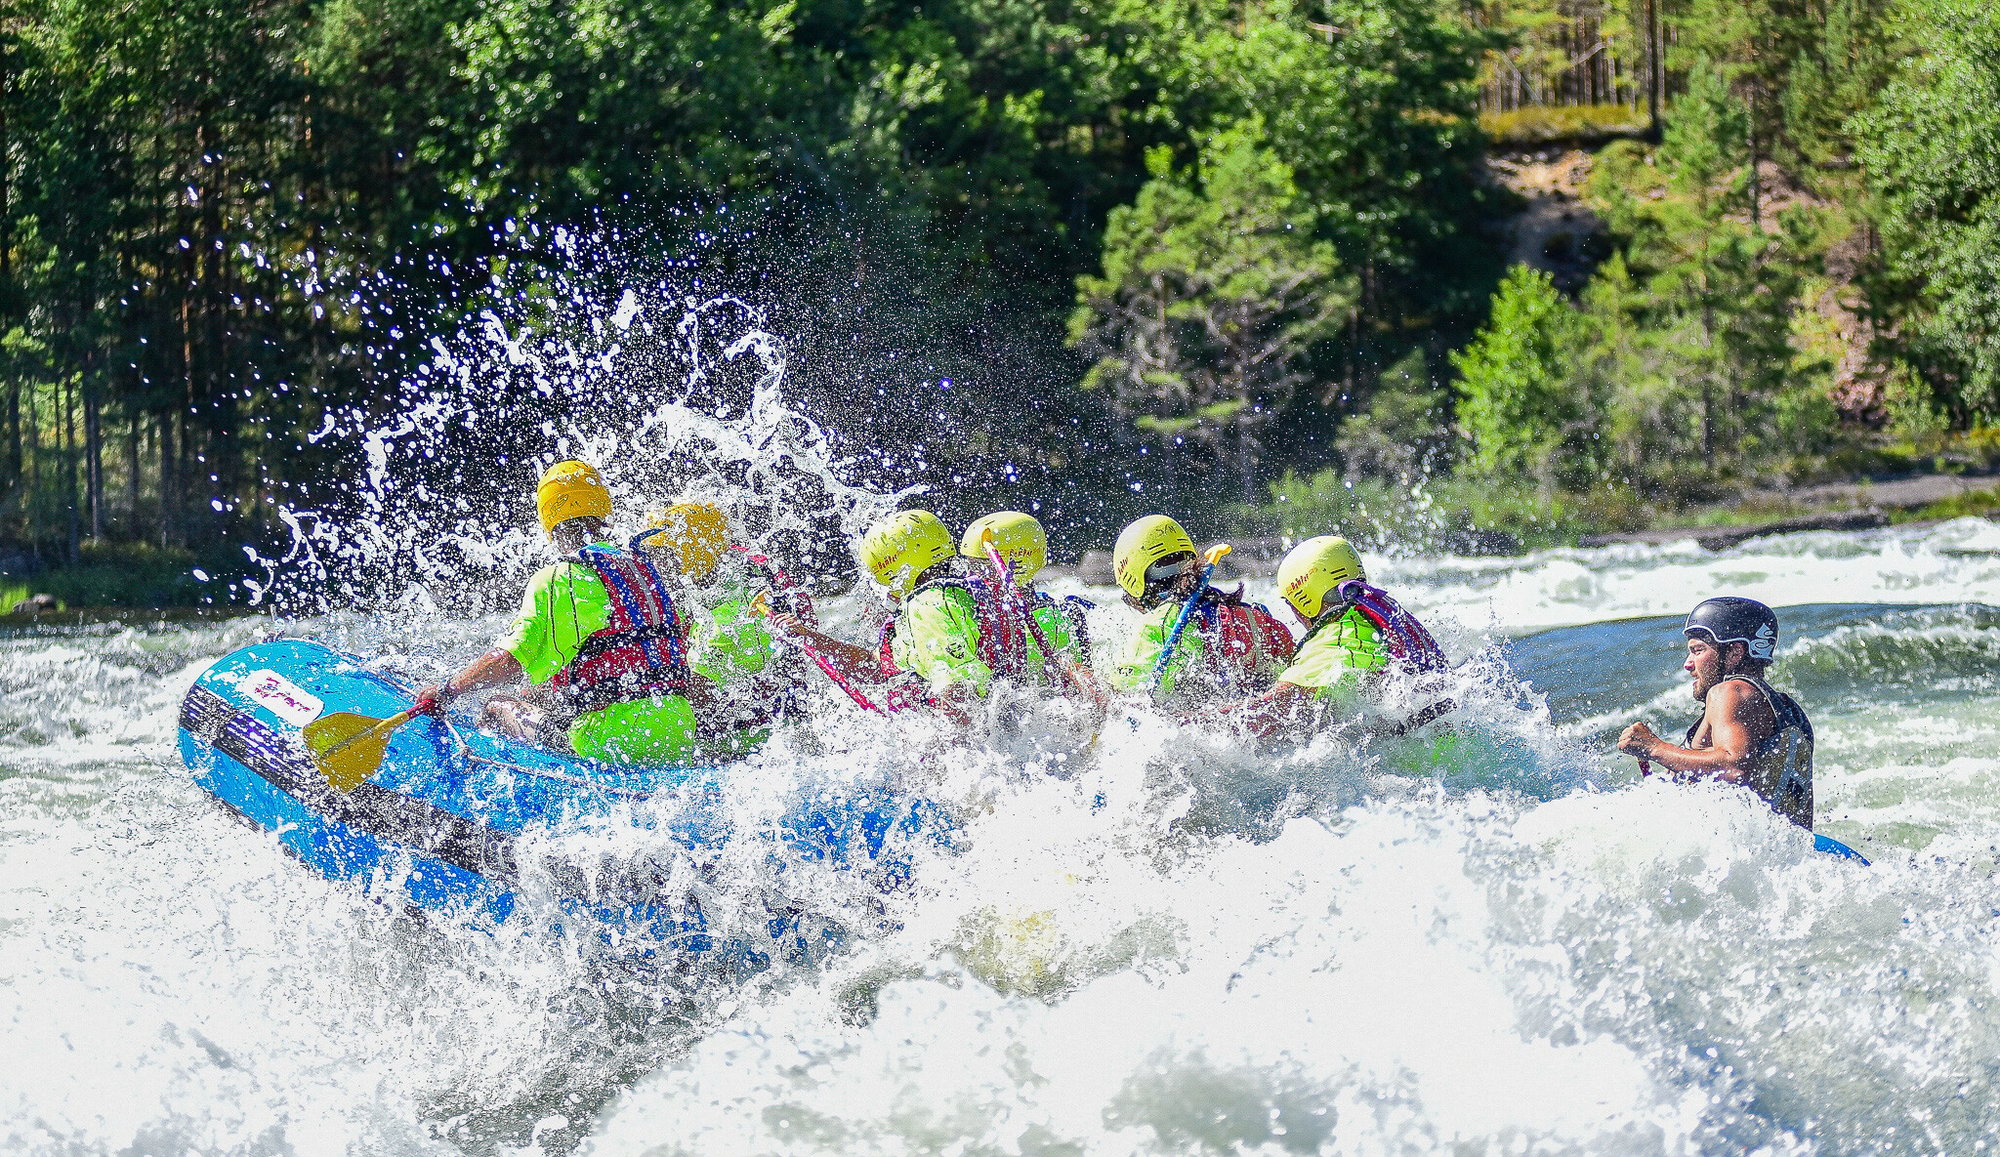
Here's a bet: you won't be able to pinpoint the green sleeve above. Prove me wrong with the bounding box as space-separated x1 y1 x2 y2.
893 587 993 696
500 565 566 684
1029 602 1082 669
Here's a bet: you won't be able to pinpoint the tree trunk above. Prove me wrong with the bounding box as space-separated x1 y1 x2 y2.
127 408 141 526
3 381 17 494
1238 412 1256 506
63 369 79 563
84 372 102 541
160 410 176 550
1645 0 1663 141
1744 88 1760 227
1701 300 1717 469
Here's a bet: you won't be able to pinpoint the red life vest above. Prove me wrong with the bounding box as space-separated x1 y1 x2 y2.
550 542 692 714
1183 587 1296 691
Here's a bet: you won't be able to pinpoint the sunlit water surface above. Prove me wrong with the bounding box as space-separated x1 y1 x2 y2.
6 516 2000 1156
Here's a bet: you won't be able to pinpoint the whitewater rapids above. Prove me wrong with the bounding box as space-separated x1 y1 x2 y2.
5 518 2000 1155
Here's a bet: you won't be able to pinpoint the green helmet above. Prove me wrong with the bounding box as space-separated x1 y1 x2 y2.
1276 535 1367 621
1112 515 1197 601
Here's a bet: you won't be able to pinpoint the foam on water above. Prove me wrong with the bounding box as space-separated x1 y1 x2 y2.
1382 516 2000 634
7 288 2000 1154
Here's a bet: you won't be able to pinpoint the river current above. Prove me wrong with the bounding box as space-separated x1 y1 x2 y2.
5 517 2000 1155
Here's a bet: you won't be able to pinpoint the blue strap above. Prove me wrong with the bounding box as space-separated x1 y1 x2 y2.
1148 563 1220 690
624 537 688 664
581 545 683 671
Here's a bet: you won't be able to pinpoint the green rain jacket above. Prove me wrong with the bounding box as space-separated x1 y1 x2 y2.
1276 608 1389 706
1277 605 1461 768
689 574 777 684
684 570 788 754
500 545 702 766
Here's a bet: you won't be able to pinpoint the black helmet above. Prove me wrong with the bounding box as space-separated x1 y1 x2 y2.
1683 597 1778 662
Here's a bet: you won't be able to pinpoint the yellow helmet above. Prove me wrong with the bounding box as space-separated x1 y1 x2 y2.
644 501 730 583
860 510 955 599
1276 535 1367 621
536 460 612 535
960 511 1048 582
1112 514 1197 600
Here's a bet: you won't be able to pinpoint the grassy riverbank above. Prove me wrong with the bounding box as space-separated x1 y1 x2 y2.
0 543 254 613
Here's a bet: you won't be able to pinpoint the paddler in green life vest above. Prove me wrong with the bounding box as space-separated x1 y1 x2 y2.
958 511 1106 707
1200 535 1456 741
417 460 720 767
767 509 1095 715
639 499 813 746
1108 514 1295 712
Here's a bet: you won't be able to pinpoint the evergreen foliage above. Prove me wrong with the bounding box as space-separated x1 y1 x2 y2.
1856 0 2000 422
1451 265 1591 485
1070 128 1353 504
0 0 1995 567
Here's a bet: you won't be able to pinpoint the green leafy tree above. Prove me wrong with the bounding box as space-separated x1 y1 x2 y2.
1070 127 1354 504
1451 264 1594 486
1855 0 2000 422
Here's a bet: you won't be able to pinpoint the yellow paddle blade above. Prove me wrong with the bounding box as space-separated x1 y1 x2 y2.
303 709 414 794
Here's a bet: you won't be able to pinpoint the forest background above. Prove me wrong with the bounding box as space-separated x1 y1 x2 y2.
2 0 1998 604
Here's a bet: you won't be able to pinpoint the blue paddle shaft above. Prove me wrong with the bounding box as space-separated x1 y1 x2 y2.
1148 560 1219 690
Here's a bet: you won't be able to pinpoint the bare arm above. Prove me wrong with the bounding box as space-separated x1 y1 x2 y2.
1191 680 1316 738
1059 657 1110 712
1618 682 1769 783
419 648 526 710
766 613 887 683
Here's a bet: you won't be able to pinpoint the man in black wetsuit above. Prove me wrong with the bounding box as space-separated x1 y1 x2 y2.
1617 597 1815 829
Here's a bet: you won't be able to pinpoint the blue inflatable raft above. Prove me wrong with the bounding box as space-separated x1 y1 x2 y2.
178 639 948 964
1813 833 1868 863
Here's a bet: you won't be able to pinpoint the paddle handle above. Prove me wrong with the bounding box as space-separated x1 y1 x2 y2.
319 705 421 760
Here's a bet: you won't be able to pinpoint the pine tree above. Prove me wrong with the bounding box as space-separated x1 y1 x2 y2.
1070 126 1354 504
1451 263 1594 487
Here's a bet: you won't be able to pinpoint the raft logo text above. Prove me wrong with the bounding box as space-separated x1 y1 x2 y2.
241 669 324 727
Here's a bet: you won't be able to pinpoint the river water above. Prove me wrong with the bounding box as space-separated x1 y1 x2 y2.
5 516 2000 1156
